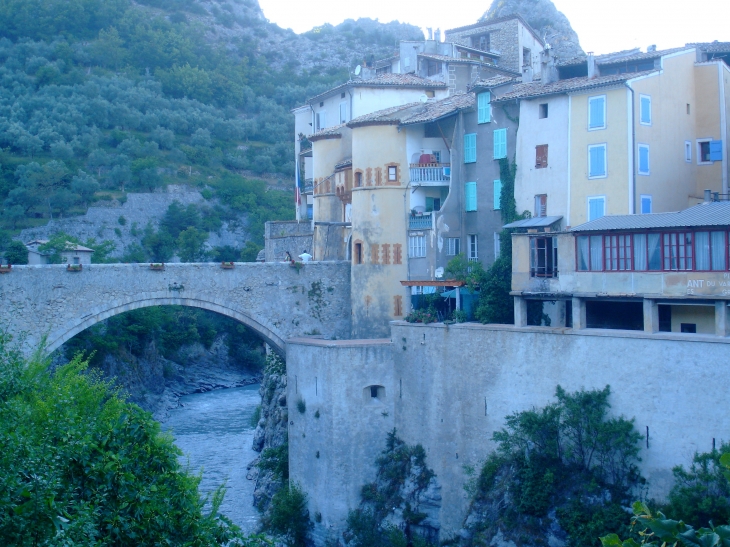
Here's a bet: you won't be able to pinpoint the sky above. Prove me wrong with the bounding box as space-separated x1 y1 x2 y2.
258 0 730 55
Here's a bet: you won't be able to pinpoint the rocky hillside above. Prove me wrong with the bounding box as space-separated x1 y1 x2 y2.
482 0 584 59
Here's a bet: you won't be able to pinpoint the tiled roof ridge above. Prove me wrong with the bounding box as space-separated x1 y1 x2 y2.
346 92 475 128
308 123 347 141
306 73 447 104
558 46 694 67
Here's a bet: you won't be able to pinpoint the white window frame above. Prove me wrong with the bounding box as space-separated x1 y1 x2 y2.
639 94 652 126
588 143 607 179
697 138 713 165
315 111 326 132
587 196 606 221
446 237 460 256
640 194 652 214
468 234 478 261
638 144 650 175
408 235 426 258
588 95 606 131
685 140 692 163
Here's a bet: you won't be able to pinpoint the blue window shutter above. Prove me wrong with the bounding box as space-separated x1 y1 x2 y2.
639 146 649 174
493 128 507 159
465 182 477 211
589 97 605 128
589 198 604 221
710 140 723 161
478 92 491 123
641 196 651 214
589 145 605 177
493 179 502 210
464 133 476 163
640 96 651 124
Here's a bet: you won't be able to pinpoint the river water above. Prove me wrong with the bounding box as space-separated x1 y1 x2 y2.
163 384 261 533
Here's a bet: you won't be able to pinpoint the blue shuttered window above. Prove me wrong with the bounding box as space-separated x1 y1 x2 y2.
588 144 607 178
465 181 477 211
588 96 606 129
478 92 491 123
641 195 652 214
493 180 502 210
640 95 651 125
710 141 723 161
493 128 507 159
588 197 605 221
464 133 476 163
638 144 650 175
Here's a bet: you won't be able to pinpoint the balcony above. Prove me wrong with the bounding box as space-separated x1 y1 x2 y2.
409 213 433 230
303 179 314 194
409 163 450 185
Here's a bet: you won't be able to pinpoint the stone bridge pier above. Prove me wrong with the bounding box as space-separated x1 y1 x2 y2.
0 261 351 357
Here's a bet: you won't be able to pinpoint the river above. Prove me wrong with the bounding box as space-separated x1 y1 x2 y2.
163 384 261 533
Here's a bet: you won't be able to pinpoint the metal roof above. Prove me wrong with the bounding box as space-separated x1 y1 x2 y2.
571 202 730 232
503 216 563 229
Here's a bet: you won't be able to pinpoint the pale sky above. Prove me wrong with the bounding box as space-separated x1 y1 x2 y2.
258 0 730 55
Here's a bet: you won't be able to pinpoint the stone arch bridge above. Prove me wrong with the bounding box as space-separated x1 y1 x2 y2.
0 261 351 357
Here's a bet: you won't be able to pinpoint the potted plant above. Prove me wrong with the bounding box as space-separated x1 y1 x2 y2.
0 264 11 273
66 264 82 272
220 261 235 269
150 263 165 271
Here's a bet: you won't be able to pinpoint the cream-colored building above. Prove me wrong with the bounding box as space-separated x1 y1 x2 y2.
510 199 730 337
499 46 730 228
26 240 94 265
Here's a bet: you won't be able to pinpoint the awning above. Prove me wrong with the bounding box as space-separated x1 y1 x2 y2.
503 216 563 229
400 280 465 287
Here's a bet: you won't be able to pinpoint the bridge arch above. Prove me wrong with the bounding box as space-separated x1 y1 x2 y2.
44 296 286 356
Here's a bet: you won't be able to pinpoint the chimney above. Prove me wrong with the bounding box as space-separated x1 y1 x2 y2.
647 44 656 52
540 47 558 84
587 52 597 79
522 65 533 83
427 27 433 40
704 189 712 203
434 28 441 42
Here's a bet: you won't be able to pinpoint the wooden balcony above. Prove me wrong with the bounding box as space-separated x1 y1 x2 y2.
409 163 450 185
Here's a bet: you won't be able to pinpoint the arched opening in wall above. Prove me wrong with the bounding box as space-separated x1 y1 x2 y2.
363 385 385 403
346 234 353 261
354 240 363 265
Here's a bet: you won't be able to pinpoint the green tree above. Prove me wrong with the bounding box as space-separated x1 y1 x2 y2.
142 223 176 262
4 241 28 265
71 170 100 207
177 226 208 262
267 483 311 547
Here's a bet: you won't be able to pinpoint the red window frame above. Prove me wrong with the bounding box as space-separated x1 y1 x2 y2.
604 234 632 271
662 232 693 271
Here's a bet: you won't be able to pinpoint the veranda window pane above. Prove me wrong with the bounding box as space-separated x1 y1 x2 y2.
648 233 661 270
578 236 589 270
590 235 602 270
711 231 726 270
634 234 647 270
695 231 710 270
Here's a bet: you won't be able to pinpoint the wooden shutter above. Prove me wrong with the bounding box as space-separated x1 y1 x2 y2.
478 92 491 123
589 145 605 177
535 144 548 168
493 180 502 210
710 141 723 161
464 133 476 163
465 182 477 211
589 97 604 128
493 128 507 159
535 194 547 217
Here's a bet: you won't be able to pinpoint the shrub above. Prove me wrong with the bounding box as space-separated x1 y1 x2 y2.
267 482 311 547
297 398 306 414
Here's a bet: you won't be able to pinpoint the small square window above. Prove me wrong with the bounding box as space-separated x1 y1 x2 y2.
539 103 548 119
341 92 346 98
319 101 324 107
425 90 435 98
684 141 692 163
687 103 690 115
535 144 548 168
698 140 712 164
388 166 398 181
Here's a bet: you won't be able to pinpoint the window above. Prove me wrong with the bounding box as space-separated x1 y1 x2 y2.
685 141 692 163
427 60 441 76
588 196 605 221
697 140 722 163
365 385 385 400
639 95 651 125
663 232 693 271
339 102 348 124
388 166 398 182
341 92 346 98
577 235 604 270
465 181 477 211
522 47 531 67
315 111 326 131
478 92 491 123
494 232 501 258
539 103 548 119
355 171 362 187
447 237 460 256
493 180 502 210
604 234 632 271
687 103 690 115
464 133 476 163
425 90 435 98
534 194 547 217
588 144 607 178
468 234 478 261
425 197 440 211
530 237 558 277
376 65 391 75
638 144 650 175
493 128 507 159
409 235 426 258
695 231 726 270
588 95 606 130
640 195 652 214
633 233 662 271
354 242 362 264
535 144 548 168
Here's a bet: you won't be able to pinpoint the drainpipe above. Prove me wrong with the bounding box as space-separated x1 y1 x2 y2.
625 82 636 214
719 63 728 195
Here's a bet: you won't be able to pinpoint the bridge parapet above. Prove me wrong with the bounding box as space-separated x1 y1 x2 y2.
0 261 351 357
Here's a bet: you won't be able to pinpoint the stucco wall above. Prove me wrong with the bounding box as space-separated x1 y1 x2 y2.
288 322 730 543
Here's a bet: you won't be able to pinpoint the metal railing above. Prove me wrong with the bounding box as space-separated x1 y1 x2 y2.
409 214 433 230
409 163 450 184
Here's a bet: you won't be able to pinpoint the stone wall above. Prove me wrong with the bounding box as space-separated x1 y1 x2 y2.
286 322 730 543
0 261 350 357
446 19 521 73
264 221 314 262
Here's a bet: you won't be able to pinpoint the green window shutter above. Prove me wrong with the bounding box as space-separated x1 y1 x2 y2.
464 133 476 163
465 181 477 211
493 128 507 159
493 179 502 210
478 92 491 123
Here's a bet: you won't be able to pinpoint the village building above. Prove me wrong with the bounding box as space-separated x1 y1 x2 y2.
25 240 94 265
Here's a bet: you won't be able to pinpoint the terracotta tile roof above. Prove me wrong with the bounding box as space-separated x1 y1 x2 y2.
687 41 730 53
308 123 346 141
558 46 692 67
470 76 519 90
492 71 655 102
346 92 475 128
307 74 447 104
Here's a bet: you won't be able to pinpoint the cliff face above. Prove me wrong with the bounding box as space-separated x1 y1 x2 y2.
482 0 584 59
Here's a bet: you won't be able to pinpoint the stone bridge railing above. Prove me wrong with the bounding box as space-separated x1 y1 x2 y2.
0 261 351 357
